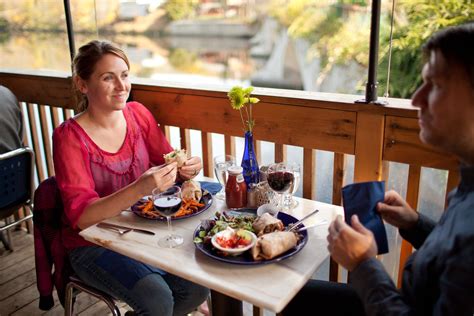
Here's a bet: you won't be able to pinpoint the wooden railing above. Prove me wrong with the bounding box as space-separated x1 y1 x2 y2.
0 70 460 285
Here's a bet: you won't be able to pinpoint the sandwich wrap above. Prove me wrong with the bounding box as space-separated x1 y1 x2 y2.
252 213 284 236
181 180 202 201
163 149 187 167
251 231 299 260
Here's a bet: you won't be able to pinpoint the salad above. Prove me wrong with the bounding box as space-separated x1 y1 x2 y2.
214 228 253 249
193 211 256 245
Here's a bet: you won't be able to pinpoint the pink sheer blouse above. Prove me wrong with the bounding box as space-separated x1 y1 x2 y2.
53 102 173 249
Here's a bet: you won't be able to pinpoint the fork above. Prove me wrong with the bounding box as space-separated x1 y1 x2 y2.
286 209 320 232
100 225 132 235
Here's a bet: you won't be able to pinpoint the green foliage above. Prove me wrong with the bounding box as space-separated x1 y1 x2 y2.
378 0 474 98
227 86 260 132
164 0 198 21
0 16 10 44
168 48 197 70
269 0 473 98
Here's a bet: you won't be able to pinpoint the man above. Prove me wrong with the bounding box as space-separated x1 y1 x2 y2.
0 85 23 153
0 85 24 250
283 23 474 315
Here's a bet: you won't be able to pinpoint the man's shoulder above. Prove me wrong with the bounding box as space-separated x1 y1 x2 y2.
0 85 19 108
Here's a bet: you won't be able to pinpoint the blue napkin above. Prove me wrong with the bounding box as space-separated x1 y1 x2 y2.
199 181 222 195
341 181 388 255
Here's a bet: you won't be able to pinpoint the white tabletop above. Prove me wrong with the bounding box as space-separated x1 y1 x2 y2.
80 196 343 313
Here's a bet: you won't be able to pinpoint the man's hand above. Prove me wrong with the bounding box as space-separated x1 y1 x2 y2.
327 215 377 271
377 190 419 229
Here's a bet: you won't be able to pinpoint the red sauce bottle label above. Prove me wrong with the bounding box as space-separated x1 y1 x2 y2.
225 166 247 209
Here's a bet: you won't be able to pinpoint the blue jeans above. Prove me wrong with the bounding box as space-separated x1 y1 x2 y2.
69 246 209 316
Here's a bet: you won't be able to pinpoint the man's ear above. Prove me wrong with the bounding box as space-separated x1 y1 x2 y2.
74 76 88 94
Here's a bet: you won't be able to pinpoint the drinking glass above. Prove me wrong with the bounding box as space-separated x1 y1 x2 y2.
152 186 183 248
267 162 295 212
283 162 301 210
213 155 236 200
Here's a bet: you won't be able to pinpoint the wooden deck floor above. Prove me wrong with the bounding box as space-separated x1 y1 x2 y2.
0 229 133 315
0 229 263 316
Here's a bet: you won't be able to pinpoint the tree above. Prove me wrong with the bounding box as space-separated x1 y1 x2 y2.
268 0 473 98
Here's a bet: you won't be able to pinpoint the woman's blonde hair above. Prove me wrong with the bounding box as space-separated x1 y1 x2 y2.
72 40 130 112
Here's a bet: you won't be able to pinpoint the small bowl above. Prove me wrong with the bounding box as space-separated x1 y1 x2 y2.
257 203 279 217
211 229 257 256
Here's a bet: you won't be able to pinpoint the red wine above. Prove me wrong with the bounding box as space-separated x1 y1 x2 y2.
267 171 294 193
153 197 182 216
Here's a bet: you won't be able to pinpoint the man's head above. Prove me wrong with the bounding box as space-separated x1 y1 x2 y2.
411 23 474 164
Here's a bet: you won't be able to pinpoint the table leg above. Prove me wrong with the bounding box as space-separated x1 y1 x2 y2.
210 290 243 316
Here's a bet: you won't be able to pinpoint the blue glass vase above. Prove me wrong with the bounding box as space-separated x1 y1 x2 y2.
241 131 259 186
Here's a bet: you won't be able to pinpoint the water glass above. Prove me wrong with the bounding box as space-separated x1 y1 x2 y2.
283 162 301 210
213 155 235 200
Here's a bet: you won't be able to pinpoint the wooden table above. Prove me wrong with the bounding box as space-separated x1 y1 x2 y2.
80 196 342 314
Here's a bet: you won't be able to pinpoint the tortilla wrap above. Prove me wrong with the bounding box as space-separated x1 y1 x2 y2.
252 213 284 236
251 231 298 260
181 180 202 201
163 149 187 167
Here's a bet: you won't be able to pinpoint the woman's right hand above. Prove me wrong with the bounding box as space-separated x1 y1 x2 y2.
377 190 419 229
137 162 177 196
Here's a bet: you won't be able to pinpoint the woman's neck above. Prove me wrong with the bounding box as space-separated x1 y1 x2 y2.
84 106 124 129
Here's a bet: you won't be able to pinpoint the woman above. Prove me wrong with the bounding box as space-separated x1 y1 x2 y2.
53 40 209 315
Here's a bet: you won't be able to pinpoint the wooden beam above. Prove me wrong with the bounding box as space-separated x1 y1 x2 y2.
201 132 213 177
398 164 421 287
354 113 384 182
180 128 191 153
275 144 286 163
38 105 54 177
384 116 458 170
302 148 315 199
224 135 236 158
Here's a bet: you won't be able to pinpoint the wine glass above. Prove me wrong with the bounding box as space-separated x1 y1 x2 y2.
267 162 295 212
283 162 301 210
213 155 236 200
152 186 183 248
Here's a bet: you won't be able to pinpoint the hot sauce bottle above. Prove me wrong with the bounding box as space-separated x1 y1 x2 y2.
225 166 247 209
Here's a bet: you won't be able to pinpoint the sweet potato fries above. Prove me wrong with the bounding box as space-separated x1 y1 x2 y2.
137 198 205 219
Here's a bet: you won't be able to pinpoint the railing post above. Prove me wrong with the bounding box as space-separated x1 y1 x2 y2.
354 112 385 182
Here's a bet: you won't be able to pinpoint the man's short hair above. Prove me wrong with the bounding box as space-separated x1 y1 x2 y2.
423 23 474 88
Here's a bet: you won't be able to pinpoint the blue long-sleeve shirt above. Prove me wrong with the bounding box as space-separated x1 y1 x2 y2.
351 166 474 316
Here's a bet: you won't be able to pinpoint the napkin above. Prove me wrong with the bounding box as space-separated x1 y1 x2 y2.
199 181 222 195
341 181 388 255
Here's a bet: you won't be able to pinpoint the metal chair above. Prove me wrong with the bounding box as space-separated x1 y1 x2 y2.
32 176 122 314
0 147 34 250
65 275 121 316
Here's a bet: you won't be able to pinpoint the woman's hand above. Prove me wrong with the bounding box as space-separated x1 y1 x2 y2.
377 190 419 229
178 156 202 180
137 162 177 196
327 215 377 271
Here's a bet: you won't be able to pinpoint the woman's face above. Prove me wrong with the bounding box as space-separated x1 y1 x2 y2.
78 53 131 112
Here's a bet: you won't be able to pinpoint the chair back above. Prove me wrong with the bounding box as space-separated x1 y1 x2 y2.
33 176 72 310
0 147 34 219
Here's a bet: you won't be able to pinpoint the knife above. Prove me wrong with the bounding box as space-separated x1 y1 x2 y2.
97 222 155 236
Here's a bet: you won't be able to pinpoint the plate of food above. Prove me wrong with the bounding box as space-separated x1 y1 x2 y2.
131 180 213 220
193 209 308 265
